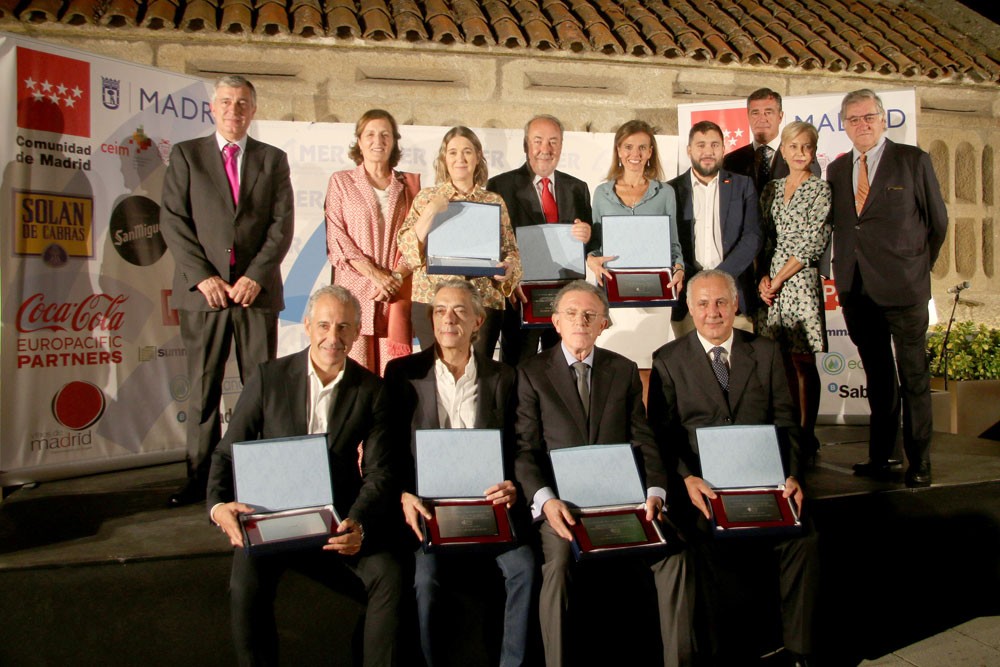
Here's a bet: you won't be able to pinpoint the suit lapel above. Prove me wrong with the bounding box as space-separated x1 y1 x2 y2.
588 350 614 443
687 333 731 414
860 140 894 217
554 170 575 224
413 351 441 429
201 136 236 214
515 165 545 226
727 333 755 414
326 359 360 447
238 137 263 215
289 350 310 434
546 348 589 441
475 355 499 428
718 170 735 251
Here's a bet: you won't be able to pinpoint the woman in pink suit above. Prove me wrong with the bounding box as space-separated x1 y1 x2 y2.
325 109 420 375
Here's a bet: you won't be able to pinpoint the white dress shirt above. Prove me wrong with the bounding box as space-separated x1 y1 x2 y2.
691 171 724 271
435 353 478 429
307 363 346 434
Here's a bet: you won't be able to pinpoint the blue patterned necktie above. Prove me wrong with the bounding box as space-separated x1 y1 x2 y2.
710 346 729 392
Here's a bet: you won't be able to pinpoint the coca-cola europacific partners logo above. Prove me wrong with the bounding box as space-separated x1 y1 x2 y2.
16 293 127 333
52 381 106 430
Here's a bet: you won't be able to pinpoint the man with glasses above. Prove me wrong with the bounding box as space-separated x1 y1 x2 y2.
514 280 693 667
827 89 948 487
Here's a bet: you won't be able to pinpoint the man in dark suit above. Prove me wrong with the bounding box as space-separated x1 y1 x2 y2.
161 75 294 506
827 89 948 487
207 286 401 667
669 121 762 337
515 280 693 667
723 88 822 195
647 269 818 667
487 115 592 366
386 278 535 667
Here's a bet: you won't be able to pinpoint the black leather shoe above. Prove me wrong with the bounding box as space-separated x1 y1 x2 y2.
905 461 932 488
852 459 901 479
168 479 206 507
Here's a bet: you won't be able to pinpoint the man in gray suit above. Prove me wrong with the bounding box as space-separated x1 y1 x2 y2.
161 75 294 506
827 89 948 487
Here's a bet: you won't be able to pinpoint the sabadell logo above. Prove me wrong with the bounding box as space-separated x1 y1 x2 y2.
51 381 106 430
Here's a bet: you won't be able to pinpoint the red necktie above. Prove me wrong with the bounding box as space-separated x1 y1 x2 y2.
224 143 240 266
540 177 559 223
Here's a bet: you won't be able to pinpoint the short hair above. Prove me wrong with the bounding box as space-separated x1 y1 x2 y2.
606 120 664 182
685 269 738 306
781 120 819 149
433 126 489 187
213 75 256 107
553 280 611 319
428 279 486 343
688 120 724 144
841 89 885 117
522 115 565 154
747 88 782 111
347 109 402 168
305 285 361 326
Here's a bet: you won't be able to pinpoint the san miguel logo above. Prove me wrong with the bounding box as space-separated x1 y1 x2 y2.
52 381 106 430
691 107 749 151
16 47 90 138
14 189 93 258
16 293 128 334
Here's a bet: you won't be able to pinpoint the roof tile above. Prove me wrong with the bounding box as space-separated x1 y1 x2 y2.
5 0 997 84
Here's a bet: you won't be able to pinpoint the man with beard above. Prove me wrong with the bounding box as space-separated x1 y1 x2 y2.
669 120 761 338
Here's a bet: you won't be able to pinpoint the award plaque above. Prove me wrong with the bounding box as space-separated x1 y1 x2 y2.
233 435 340 554
516 224 586 328
601 215 678 308
416 429 516 552
697 425 803 537
426 202 501 276
550 444 671 560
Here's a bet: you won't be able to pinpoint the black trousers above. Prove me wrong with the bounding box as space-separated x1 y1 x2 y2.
229 547 402 667
839 288 932 467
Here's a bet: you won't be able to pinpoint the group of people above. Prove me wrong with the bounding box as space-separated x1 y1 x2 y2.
158 74 948 667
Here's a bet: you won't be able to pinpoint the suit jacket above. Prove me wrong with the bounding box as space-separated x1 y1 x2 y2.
487 162 592 228
161 134 294 312
668 168 762 319
647 330 802 484
207 351 395 546
827 139 948 306
723 142 822 195
515 344 668 504
383 347 517 495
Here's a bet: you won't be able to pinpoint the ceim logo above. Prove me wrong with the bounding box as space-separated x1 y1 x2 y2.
822 352 846 375
52 381 106 429
101 77 120 110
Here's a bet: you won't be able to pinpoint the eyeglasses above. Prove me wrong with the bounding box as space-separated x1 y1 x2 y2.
844 113 882 127
558 309 602 325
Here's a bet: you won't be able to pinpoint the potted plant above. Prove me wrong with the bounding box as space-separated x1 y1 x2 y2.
926 322 1000 438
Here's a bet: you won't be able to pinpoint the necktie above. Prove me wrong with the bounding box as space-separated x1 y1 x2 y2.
710 346 729 392
223 143 240 206
855 153 869 215
540 177 559 223
572 361 590 418
756 145 773 190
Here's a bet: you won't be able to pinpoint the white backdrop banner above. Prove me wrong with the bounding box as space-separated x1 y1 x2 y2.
678 90 920 423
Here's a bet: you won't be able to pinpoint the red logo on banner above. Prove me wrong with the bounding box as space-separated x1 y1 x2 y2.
823 279 840 311
52 381 106 430
16 46 91 137
16 293 128 333
691 107 749 152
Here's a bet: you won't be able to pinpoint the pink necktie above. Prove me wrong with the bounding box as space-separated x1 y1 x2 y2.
223 143 240 207
540 177 559 223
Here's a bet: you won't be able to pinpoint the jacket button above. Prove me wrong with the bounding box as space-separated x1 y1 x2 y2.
854 225 861 230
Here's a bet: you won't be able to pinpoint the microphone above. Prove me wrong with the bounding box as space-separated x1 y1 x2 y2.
946 281 970 294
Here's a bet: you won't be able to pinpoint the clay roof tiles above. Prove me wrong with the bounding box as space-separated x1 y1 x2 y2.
2 0 997 84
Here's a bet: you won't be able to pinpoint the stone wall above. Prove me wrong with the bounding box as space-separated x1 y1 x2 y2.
8 26 1000 325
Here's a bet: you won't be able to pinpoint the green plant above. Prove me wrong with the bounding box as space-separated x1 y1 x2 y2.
926 322 1000 381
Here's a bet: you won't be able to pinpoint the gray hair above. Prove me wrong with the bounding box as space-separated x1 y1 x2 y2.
213 75 257 107
553 279 611 319
305 285 361 326
840 89 884 117
686 269 738 306
522 115 565 153
427 279 486 343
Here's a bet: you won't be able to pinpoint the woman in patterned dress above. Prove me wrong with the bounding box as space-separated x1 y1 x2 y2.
756 121 832 457
397 126 521 358
325 109 420 375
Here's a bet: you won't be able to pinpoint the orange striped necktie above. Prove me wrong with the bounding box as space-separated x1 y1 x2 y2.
855 153 869 215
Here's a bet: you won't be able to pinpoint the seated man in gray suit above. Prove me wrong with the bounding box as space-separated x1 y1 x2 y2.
647 269 819 667
386 279 535 667
207 285 401 667
515 280 693 667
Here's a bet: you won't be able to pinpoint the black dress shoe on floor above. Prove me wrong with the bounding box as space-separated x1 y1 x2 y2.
905 462 932 488
852 459 900 479
168 479 206 507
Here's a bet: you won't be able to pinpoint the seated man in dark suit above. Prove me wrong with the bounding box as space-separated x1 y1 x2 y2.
385 278 535 667
515 280 693 667
207 285 401 667
647 269 819 667
487 114 592 366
